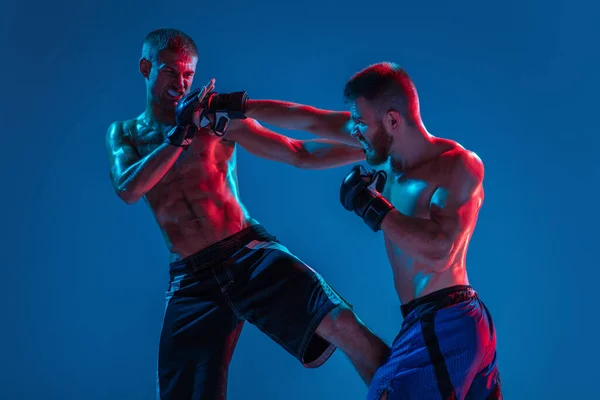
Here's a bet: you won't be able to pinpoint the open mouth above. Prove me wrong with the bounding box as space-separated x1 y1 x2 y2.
167 89 184 99
353 133 372 152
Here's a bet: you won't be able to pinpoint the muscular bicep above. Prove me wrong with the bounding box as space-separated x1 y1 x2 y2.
430 191 480 244
304 108 359 146
105 121 140 189
430 152 485 243
249 99 358 146
226 119 305 165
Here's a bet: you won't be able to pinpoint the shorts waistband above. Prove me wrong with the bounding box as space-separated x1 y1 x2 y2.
169 224 276 277
400 285 477 319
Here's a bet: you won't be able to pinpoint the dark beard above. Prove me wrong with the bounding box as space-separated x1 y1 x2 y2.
366 125 392 166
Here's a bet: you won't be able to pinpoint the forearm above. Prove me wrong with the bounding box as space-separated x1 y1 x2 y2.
246 100 355 145
298 140 365 169
246 100 313 129
116 143 183 203
380 210 452 265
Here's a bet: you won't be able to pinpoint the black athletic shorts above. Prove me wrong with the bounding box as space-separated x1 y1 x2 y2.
156 223 348 400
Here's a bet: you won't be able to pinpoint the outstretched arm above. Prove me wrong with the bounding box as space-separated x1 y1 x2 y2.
226 118 365 169
245 99 358 146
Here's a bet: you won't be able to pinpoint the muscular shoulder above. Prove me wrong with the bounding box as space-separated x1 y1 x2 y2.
106 119 137 146
441 144 484 203
449 147 483 182
106 121 125 151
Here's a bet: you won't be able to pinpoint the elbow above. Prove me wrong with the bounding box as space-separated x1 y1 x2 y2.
291 150 319 169
288 143 314 169
110 174 143 204
117 190 140 205
115 185 141 205
291 153 307 169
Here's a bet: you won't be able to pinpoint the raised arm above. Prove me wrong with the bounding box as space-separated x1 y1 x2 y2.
107 82 214 204
106 121 183 204
226 118 365 169
245 100 358 146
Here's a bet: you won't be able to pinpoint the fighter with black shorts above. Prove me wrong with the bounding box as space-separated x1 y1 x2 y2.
105 29 390 400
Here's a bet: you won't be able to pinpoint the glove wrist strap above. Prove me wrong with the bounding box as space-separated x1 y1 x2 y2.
362 195 394 232
165 124 196 148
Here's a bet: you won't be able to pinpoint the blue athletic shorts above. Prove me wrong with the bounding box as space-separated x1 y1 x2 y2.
367 285 502 400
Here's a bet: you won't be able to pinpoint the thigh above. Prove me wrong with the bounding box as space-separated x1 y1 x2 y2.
465 354 502 400
367 321 440 400
368 327 460 400
157 273 244 400
226 241 348 368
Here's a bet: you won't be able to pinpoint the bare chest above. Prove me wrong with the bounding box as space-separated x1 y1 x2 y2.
132 126 236 185
380 157 453 219
383 173 438 219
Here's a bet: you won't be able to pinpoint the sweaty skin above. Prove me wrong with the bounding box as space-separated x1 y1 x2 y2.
376 142 483 303
246 100 484 303
107 46 393 390
106 110 365 262
108 119 248 260
105 45 365 262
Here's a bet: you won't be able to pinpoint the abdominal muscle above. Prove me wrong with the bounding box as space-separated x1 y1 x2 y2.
144 157 254 262
384 237 469 305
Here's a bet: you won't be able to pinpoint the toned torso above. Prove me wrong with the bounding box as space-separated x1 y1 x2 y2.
124 116 253 261
380 142 483 304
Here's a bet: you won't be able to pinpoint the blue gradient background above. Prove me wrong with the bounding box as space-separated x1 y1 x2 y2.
1 0 596 399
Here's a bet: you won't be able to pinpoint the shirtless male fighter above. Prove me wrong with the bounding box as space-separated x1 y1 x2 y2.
245 62 502 399
105 29 390 400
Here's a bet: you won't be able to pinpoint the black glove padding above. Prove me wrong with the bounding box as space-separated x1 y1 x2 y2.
340 165 394 232
200 91 248 137
203 91 248 119
165 88 203 147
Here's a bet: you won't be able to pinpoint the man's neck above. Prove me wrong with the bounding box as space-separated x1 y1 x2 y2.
388 125 437 172
145 98 176 127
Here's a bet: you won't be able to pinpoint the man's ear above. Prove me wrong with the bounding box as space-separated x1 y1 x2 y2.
139 57 151 79
384 110 403 132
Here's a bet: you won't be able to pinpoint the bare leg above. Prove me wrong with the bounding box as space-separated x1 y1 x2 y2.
316 305 390 385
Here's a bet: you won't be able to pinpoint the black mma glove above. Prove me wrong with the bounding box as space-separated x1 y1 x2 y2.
201 91 249 136
165 87 204 148
340 165 394 232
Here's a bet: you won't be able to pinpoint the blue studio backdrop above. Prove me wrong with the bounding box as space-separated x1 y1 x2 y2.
1 0 597 399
